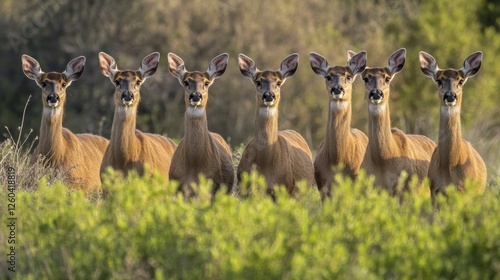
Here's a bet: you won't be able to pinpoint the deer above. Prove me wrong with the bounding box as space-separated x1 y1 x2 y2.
21 54 109 191
167 52 235 199
309 50 369 200
237 53 315 201
98 52 176 180
418 51 487 204
360 48 436 195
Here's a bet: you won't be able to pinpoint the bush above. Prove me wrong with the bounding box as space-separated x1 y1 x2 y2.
1 170 499 279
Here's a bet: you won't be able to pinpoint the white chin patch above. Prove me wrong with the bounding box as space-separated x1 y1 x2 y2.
259 107 277 118
330 101 348 111
122 100 133 106
263 101 275 106
370 99 382 105
187 106 205 118
331 93 344 100
444 101 457 106
190 101 202 106
48 101 59 108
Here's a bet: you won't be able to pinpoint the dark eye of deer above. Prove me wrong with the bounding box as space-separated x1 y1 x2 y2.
326 76 332 81
205 81 210 87
183 81 189 86
41 82 46 87
436 80 442 86
385 77 391 83
255 81 261 87
363 78 368 84
277 81 282 87
346 76 352 82
114 80 120 86
136 81 141 86
62 82 67 88
458 79 465 86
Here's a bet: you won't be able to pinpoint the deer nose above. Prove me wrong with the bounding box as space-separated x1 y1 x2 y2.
331 85 344 97
121 91 134 102
262 92 275 103
443 91 457 105
369 89 383 101
46 93 59 105
189 92 202 102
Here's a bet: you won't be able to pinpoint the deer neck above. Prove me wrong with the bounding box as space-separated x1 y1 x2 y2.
438 106 463 166
254 106 279 151
325 100 352 159
184 107 212 162
110 106 140 162
38 107 66 161
367 102 398 159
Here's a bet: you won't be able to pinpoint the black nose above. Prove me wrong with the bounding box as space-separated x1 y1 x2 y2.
121 91 134 102
331 85 344 95
443 92 457 103
262 92 275 102
369 89 383 100
46 93 59 103
189 92 202 102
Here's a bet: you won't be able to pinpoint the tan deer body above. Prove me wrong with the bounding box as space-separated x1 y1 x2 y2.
361 49 436 194
167 53 235 198
310 51 369 200
419 51 487 201
22 55 109 191
237 54 315 200
99 52 176 178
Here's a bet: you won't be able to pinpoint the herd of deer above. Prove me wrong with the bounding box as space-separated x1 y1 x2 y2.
20 48 487 205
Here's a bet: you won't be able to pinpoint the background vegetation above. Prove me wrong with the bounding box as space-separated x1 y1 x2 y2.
1 0 499 177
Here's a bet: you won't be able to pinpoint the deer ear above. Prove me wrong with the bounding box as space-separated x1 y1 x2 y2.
279 53 299 79
418 51 438 79
98 52 118 79
63 56 86 81
309 52 329 77
238 54 258 80
139 52 160 79
21 54 43 81
461 51 482 78
207 53 229 80
167 52 186 84
347 50 367 76
387 48 406 76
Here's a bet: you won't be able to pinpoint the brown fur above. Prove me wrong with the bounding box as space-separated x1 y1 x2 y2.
237 53 315 201
98 52 176 179
310 51 369 200
167 53 235 199
22 55 109 191
419 51 487 204
361 49 436 195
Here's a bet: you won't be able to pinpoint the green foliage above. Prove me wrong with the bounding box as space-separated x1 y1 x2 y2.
1 171 500 279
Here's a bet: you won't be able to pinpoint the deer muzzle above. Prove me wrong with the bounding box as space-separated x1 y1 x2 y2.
443 91 457 106
121 91 134 106
369 89 384 104
331 85 345 99
189 92 202 106
262 91 275 106
46 93 60 107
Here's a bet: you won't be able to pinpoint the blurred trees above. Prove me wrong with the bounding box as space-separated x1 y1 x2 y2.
1 0 499 171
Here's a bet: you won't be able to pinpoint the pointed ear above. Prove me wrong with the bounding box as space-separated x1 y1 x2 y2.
279 53 299 79
139 52 160 79
63 56 86 81
238 54 258 80
387 48 406 76
461 51 482 78
21 54 43 81
418 51 438 79
98 52 118 79
309 52 329 77
347 50 367 76
207 53 229 80
167 52 186 83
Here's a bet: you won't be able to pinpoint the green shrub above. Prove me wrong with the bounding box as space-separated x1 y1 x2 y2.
1 170 499 279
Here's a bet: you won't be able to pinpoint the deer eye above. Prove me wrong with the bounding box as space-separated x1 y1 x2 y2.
136 81 141 86
362 77 368 84
436 79 442 86
277 81 282 87
183 81 189 86
114 80 120 86
205 81 210 87
325 76 332 81
255 81 261 87
346 75 352 82
458 79 465 86
62 82 67 88
40 81 46 87
385 77 391 83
